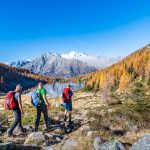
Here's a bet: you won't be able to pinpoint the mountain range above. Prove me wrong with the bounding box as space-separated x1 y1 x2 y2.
10 51 122 77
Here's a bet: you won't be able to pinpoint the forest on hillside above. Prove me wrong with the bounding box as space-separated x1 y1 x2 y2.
73 45 150 95
0 63 58 92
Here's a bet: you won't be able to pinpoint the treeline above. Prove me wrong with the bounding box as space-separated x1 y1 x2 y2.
73 44 150 93
0 63 63 92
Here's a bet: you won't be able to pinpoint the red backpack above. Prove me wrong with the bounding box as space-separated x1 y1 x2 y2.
63 88 73 103
4 91 17 110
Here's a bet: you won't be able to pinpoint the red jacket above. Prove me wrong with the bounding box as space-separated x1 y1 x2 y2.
62 87 73 103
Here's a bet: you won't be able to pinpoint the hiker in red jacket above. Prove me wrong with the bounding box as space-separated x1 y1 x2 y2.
61 85 73 124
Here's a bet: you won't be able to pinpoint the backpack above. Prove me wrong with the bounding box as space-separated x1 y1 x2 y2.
4 91 17 110
62 88 73 102
31 90 41 107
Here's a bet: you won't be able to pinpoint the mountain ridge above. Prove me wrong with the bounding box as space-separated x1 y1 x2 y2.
9 51 122 77
10 52 98 78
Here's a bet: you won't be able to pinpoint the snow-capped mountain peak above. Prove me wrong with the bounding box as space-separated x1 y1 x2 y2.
61 51 122 69
62 51 87 58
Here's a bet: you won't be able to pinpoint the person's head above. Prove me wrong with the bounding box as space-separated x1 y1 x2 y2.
38 82 44 88
15 84 22 93
68 84 71 88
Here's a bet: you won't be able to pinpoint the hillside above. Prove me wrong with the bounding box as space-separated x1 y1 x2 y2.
0 63 55 92
74 44 150 94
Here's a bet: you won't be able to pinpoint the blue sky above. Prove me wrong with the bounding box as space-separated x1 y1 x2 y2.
0 0 150 62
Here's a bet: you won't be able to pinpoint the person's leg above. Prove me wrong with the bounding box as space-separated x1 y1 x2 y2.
8 109 19 136
69 112 72 121
68 103 72 124
17 109 24 132
35 106 41 131
42 104 50 129
63 103 68 121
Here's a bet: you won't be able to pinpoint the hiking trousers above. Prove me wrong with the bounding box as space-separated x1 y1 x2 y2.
8 108 24 134
35 104 50 130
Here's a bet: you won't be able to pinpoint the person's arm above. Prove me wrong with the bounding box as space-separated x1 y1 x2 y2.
18 94 24 114
60 93 64 104
43 94 50 106
42 89 50 107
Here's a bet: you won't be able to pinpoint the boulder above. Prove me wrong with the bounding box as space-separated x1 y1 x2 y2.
0 143 15 150
62 139 78 150
93 136 103 150
130 134 150 150
98 140 125 150
0 131 2 136
0 143 40 150
45 146 55 150
24 132 45 146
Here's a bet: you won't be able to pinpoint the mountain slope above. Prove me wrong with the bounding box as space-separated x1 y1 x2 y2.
0 63 54 92
61 51 122 69
74 44 150 93
13 53 97 78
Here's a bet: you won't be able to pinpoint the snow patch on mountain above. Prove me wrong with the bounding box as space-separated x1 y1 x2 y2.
61 51 122 69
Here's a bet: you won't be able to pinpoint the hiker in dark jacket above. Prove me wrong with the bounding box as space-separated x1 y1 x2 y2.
35 82 50 131
7 84 25 137
61 85 73 124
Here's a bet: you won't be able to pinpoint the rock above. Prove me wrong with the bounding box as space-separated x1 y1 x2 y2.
0 143 15 150
79 124 91 136
24 132 46 146
130 134 150 150
45 133 54 139
0 143 40 150
24 125 34 133
87 131 97 138
93 136 103 150
0 131 2 136
50 122 65 132
53 129 63 134
4 137 25 145
45 146 55 150
73 119 81 129
62 139 78 150
98 140 125 150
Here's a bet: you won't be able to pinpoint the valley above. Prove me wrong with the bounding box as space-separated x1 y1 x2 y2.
0 44 150 150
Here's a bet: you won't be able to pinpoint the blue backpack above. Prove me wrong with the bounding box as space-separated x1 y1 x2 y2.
31 90 41 107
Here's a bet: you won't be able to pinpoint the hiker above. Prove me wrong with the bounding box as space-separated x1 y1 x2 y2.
7 84 25 137
61 85 73 124
34 82 50 131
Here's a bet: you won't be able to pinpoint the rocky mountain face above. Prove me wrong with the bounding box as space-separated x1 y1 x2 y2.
10 53 97 78
10 60 31 67
61 51 122 69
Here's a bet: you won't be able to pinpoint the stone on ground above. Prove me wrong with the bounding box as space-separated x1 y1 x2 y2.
62 139 78 150
24 132 45 146
93 136 103 150
130 134 150 150
98 140 125 150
